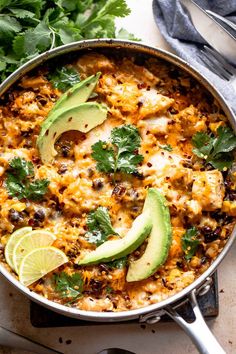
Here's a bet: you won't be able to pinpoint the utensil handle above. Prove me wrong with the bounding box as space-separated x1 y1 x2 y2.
165 289 225 354
0 326 62 354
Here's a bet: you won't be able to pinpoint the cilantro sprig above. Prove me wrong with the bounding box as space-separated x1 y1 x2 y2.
0 0 137 82
54 272 83 301
182 227 200 260
192 126 236 171
5 157 49 201
47 66 80 92
91 125 144 177
85 206 118 246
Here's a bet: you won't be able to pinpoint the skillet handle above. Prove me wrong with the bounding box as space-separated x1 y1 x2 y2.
165 289 225 354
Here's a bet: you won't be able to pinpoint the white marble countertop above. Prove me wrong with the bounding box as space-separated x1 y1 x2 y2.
1 1 236 353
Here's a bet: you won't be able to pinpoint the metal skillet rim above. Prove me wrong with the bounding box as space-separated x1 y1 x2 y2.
0 39 235 322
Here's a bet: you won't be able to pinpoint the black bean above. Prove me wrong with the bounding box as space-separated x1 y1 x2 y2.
21 129 33 137
132 171 144 180
99 264 109 274
90 279 103 292
58 164 67 175
201 226 212 234
228 192 236 201
168 107 179 114
8 209 23 223
61 145 70 157
87 168 94 178
34 209 45 221
112 184 126 198
204 226 221 243
92 179 104 190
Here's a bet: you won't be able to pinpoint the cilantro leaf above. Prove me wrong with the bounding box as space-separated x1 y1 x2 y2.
192 127 236 171
8 157 34 179
47 65 81 92
111 125 142 153
91 141 116 173
0 15 22 38
86 206 118 246
159 144 173 152
54 272 83 300
24 179 50 201
5 173 25 199
182 227 200 260
117 28 140 41
92 125 143 176
106 257 127 269
5 157 49 201
116 153 144 174
97 0 131 17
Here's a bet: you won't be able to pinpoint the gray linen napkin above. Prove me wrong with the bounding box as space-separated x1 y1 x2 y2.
152 0 236 114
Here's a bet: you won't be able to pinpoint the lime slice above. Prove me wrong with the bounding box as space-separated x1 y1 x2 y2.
5 227 32 270
13 230 56 274
19 246 68 286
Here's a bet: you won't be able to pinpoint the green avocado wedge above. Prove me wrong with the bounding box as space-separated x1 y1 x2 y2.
37 73 101 145
78 211 153 266
126 189 172 282
50 72 101 115
38 102 107 164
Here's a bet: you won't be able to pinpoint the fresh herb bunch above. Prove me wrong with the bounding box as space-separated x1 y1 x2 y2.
192 126 236 171
6 157 49 201
54 272 84 301
0 0 138 82
91 124 144 177
86 206 118 245
182 227 200 260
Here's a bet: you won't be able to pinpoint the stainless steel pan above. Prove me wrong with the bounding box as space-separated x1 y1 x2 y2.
0 39 235 354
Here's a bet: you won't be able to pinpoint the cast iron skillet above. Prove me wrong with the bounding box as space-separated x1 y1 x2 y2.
0 39 235 354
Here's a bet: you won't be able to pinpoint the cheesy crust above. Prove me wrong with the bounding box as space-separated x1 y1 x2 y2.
0 52 235 312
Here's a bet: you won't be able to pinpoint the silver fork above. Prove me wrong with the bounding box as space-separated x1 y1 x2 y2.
199 45 236 91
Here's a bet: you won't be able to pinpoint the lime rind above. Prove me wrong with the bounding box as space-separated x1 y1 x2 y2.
19 246 68 286
13 230 56 274
4 227 32 270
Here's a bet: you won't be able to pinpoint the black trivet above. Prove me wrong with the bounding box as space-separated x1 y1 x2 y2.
30 272 218 328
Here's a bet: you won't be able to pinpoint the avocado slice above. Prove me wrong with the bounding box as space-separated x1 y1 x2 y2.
78 211 152 266
51 72 101 115
38 73 101 143
38 102 107 164
126 189 172 282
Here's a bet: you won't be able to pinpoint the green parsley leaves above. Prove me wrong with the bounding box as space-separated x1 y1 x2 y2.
91 125 144 177
182 227 200 260
54 272 83 301
85 206 118 246
192 126 236 171
47 66 80 92
6 157 49 201
0 0 136 82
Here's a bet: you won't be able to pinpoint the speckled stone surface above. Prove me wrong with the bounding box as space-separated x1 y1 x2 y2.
0 1 236 353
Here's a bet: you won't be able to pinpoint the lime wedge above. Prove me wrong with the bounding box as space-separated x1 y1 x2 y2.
13 230 56 274
19 246 68 286
5 227 32 270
